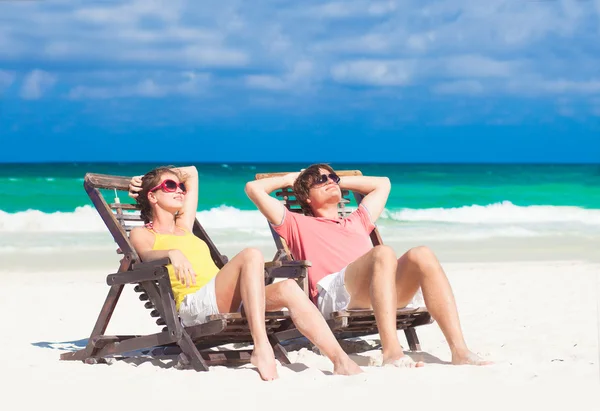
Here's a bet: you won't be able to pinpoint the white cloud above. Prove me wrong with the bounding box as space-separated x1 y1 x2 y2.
331 60 413 86
443 55 517 78
1 0 248 68
20 70 56 100
330 55 517 87
0 70 15 92
68 71 210 99
507 78 600 96
433 80 485 95
246 61 314 91
432 77 600 97
307 1 397 19
0 0 598 101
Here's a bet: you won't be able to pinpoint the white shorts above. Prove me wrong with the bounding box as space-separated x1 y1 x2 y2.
178 277 220 327
316 267 351 319
316 267 427 319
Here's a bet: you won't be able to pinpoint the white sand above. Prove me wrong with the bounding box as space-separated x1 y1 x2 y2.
1 259 599 410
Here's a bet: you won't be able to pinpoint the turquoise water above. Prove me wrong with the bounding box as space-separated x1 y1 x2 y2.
1 163 599 213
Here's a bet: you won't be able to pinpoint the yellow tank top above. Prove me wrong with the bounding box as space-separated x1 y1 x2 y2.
150 228 220 310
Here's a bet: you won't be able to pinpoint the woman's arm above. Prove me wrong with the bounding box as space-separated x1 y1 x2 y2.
130 227 197 287
174 166 199 232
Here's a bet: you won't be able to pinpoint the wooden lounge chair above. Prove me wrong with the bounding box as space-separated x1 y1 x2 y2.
255 170 433 351
60 173 297 371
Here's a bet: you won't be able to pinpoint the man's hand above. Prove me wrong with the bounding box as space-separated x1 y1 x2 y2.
284 172 300 187
128 175 143 199
168 249 197 287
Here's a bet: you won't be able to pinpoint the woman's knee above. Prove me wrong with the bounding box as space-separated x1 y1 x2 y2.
275 279 303 300
238 247 264 264
370 245 397 265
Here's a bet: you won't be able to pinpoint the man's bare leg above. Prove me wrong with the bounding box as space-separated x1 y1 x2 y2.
214 248 278 380
344 245 423 367
394 246 492 366
265 279 363 375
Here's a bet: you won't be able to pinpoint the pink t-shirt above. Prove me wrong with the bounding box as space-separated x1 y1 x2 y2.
271 204 376 303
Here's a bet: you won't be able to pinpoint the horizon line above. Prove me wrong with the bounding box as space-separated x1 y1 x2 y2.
0 161 598 166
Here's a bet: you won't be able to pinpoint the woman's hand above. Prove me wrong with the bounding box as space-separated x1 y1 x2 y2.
168 249 197 287
128 175 143 199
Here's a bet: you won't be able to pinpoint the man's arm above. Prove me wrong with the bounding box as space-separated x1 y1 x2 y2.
245 173 299 225
339 176 391 222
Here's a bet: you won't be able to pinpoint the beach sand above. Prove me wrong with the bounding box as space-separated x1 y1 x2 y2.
1 242 599 410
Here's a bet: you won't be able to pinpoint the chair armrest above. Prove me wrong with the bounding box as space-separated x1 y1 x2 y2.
107 264 170 286
132 258 171 271
265 260 311 279
265 260 312 269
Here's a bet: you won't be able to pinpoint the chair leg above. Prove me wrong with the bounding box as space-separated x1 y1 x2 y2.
269 335 291 365
60 284 124 362
177 332 210 371
404 327 421 351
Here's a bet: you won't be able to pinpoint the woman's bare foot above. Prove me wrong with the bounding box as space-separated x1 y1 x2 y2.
452 350 493 366
250 344 279 381
383 351 425 368
332 357 364 375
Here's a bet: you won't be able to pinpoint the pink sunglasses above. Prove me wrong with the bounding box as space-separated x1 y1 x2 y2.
149 179 187 194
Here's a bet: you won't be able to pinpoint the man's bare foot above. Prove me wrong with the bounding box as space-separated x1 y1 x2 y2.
382 354 425 368
250 344 279 381
333 357 363 375
452 351 493 366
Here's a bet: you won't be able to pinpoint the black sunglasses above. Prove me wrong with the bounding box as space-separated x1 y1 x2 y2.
311 173 340 187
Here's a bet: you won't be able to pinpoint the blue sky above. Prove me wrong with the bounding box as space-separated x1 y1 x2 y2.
0 0 599 163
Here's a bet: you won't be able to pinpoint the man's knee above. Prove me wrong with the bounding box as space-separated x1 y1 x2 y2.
405 246 437 269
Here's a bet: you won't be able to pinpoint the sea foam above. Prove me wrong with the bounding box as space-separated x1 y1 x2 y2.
1 202 599 234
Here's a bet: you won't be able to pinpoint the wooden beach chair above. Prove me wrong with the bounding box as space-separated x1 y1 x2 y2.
60 173 297 371
255 170 433 351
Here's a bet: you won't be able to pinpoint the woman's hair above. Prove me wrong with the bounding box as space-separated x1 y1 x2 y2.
293 163 336 216
136 166 184 224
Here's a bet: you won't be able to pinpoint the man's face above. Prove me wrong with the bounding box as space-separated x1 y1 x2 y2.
307 168 342 208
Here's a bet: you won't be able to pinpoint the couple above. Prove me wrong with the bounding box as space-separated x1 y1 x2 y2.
128 164 490 381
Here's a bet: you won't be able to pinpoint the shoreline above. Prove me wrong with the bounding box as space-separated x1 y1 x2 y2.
2 234 597 273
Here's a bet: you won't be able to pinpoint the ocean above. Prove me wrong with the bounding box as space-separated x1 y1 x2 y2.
1 163 599 265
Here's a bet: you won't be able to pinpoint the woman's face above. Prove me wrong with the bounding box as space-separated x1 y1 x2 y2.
148 172 186 211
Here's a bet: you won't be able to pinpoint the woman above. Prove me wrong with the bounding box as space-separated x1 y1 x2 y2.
128 166 362 380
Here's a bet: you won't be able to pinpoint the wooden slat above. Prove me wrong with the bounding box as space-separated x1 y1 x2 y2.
114 214 143 222
110 203 139 210
86 173 131 191
255 170 363 180
331 307 427 319
208 311 288 321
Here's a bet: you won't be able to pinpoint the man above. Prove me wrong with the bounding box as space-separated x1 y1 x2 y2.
245 164 491 367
